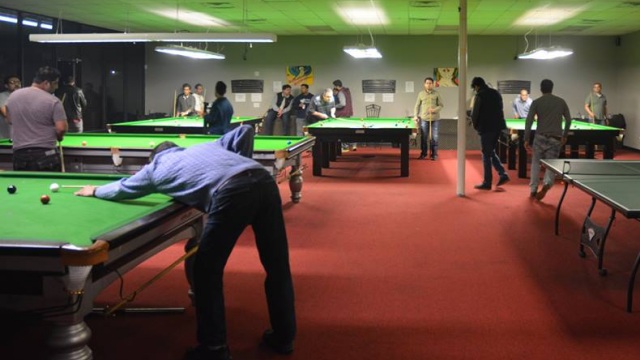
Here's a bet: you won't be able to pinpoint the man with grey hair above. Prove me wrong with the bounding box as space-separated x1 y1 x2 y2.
512 89 532 119
307 88 336 123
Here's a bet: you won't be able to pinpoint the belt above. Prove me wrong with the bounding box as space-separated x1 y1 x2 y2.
13 147 58 155
538 134 562 140
218 168 263 190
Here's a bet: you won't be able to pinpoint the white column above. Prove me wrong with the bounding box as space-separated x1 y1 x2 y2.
457 0 468 196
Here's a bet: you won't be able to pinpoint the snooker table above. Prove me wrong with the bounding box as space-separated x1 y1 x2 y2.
107 115 263 134
0 133 315 203
0 171 204 359
499 119 623 178
305 117 418 177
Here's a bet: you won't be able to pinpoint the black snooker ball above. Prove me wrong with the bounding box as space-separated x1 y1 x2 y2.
40 194 50 205
7 185 16 194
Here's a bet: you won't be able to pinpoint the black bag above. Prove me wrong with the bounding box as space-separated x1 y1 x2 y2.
608 114 626 129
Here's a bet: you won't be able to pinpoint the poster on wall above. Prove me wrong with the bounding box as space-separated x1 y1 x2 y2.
434 67 459 87
286 65 314 85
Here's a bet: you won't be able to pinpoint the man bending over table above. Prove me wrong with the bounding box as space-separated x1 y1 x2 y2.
75 125 296 360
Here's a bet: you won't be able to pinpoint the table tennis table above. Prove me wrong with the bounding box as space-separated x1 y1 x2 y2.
541 159 640 312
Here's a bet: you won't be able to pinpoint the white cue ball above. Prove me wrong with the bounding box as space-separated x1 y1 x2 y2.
50 183 60 192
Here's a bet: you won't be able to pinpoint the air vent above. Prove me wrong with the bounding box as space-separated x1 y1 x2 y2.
559 25 592 32
306 25 334 32
203 2 234 9
580 19 604 24
410 17 436 22
434 25 458 31
410 1 441 7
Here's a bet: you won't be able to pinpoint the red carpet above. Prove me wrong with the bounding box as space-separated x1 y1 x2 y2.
4 147 640 359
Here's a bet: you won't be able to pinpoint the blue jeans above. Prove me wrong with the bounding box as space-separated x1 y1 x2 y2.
184 169 296 346
479 131 506 185
419 120 439 157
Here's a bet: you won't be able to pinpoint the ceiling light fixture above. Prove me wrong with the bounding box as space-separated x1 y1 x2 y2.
343 44 382 59
342 0 384 59
155 45 225 59
29 32 277 43
517 46 573 60
517 28 572 60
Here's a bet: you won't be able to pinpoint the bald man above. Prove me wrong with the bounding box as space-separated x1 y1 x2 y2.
512 89 532 119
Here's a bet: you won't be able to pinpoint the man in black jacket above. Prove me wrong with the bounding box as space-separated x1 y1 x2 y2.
470 77 510 190
57 76 87 133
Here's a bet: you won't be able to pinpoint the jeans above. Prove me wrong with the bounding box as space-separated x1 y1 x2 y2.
13 147 62 171
419 120 440 157
184 169 296 347
263 110 292 135
530 134 562 193
479 131 506 185
295 117 307 136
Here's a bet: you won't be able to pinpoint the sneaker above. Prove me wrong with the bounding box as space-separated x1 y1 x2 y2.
261 329 294 354
474 183 491 190
535 185 551 201
185 345 231 360
496 174 510 186
418 154 427 160
430 155 437 161
530 192 537 198
350 144 357 151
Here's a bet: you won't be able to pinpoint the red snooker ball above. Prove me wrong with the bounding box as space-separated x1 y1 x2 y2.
40 194 50 205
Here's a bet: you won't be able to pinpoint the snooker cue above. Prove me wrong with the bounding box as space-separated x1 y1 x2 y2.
172 90 178 117
102 244 199 316
58 141 66 173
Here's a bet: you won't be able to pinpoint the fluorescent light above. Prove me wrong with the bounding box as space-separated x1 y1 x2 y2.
515 6 584 26
518 46 573 60
29 32 277 43
150 9 228 27
343 45 382 59
0 15 17 24
337 7 389 25
22 19 38 27
40 23 53 30
155 45 225 60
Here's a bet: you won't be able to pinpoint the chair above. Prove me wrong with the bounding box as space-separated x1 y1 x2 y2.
365 104 381 118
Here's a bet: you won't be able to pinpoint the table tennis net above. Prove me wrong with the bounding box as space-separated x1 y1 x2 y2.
559 161 640 176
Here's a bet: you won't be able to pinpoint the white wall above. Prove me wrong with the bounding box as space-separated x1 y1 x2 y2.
617 31 640 150
145 33 636 148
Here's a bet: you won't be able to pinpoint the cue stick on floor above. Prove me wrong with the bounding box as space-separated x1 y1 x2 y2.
58 141 66 173
101 244 199 316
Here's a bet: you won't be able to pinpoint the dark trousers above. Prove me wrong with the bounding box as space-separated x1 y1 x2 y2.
263 109 292 135
184 169 296 346
13 147 62 172
479 131 506 184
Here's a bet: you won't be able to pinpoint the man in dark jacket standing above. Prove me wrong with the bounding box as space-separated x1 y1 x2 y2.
57 76 87 133
470 77 510 190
